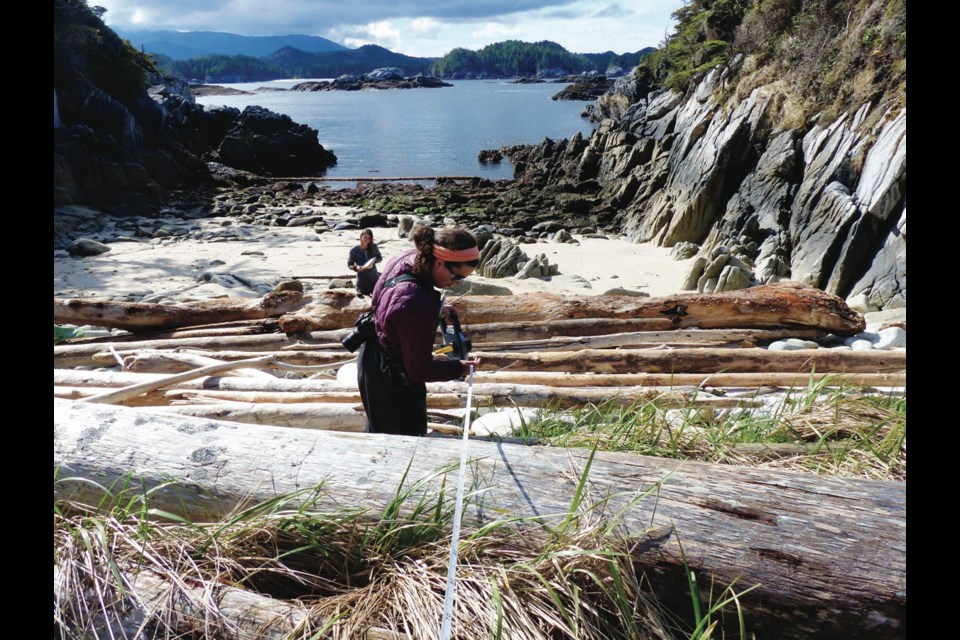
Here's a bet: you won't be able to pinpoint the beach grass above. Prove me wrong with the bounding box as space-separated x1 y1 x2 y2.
515 376 905 481
54 458 757 640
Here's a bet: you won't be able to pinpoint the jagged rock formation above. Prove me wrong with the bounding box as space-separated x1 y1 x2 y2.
53 0 337 216
508 57 905 311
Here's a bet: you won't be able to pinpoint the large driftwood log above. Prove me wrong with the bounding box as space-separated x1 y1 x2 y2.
471 347 905 373
97 346 905 375
54 400 905 639
280 281 865 335
53 327 828 369
52 290 350 332
53 332 348 367
54 368 907 392
56 282 865 336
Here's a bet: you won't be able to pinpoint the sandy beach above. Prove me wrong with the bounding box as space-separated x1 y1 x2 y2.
53 207 695 303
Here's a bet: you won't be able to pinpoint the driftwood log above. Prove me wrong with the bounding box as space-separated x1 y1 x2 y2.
89 346 905 375
54 400 905 639
53 368 907 392
55 282 865 336
280 282 866 335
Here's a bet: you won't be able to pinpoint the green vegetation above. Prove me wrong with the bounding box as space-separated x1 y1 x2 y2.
637 0 906 119
157 43 437 82
54 0 159 103
430 40 651 78
164 53 286 83
515 379 905 481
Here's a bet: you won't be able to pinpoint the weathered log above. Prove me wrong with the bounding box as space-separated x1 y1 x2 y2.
81 354 278 405
471 347 906 373
151 402 368 430
478 328 826 351
473 370 907 388
54 400 905 639
54 331 349 367
55 282 863 337
169 389 469 408
67 318 285 342
279 281 865 335
54 368 908 392
54 326 828 369
463 317 676 341
71 567 310 640
53 290 337 332
102 346 905 375
55 385 171 407
92 349 356 374
67 384 754 413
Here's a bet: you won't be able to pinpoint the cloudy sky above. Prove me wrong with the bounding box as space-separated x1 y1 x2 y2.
94 0 684 58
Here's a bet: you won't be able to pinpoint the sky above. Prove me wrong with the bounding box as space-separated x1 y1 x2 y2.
93 0 685 58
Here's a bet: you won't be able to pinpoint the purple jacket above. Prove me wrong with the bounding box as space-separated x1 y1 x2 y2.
371 249 463 383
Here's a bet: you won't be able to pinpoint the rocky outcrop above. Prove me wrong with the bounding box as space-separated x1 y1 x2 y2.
215 106 337 176
506 61 906 310
551 77 614 101
291 74 452 91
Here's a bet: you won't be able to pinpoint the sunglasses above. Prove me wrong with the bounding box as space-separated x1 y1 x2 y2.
446 264 468 281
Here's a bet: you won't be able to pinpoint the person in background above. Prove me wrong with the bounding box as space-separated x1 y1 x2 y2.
358 225 481 436
347 228 383 296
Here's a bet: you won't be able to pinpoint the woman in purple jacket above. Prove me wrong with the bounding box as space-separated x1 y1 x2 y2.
358 225 481 436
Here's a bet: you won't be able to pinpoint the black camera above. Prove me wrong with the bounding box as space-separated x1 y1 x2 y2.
342 312 376 353
439 310 471 360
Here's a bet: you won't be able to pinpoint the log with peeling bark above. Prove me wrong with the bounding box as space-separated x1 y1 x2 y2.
53 368 907 392
477 328 826 351
71 319 285 342
57 282 865 336
53 332 349 367
471 347 906 374
53 326 828 369
52 290 350 332
280 281 865 335
60 382 755 414
97 346 905 375
54 400 906 639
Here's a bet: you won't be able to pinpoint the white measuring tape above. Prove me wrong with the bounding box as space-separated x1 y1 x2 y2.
439 364 474 640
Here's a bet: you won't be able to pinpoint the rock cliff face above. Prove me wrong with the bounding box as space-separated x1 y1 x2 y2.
509 58 905 311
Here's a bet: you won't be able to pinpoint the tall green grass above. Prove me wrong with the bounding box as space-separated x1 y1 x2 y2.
519 378 905 481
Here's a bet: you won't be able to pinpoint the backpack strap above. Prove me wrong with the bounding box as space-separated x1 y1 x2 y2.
383 273 420 289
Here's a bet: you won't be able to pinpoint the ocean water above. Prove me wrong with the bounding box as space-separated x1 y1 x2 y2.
194 79 597 181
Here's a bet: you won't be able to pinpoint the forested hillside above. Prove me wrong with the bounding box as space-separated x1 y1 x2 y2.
430 40 650 78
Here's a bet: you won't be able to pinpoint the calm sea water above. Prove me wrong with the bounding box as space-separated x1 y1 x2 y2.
195 79 597 181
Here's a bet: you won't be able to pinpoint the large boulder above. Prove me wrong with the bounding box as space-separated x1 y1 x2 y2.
217 106 337 176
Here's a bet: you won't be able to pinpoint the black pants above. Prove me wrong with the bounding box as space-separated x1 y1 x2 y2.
357 341 427 437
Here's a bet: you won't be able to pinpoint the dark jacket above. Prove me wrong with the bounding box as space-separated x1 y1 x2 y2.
348 243 383 294
372 249 463 383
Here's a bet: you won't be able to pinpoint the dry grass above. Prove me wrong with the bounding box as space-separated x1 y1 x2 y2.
54 478 689 640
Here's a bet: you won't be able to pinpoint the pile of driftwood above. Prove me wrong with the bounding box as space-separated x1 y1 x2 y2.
53 281 906 638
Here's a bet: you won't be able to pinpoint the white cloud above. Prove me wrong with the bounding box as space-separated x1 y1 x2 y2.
96 0 683 57
411 17 441 35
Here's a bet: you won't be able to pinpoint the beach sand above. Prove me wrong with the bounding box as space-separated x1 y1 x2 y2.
53 208 696 303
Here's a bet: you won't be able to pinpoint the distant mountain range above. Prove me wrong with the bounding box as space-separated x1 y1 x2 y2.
116 29 347 60
115 29 651 84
